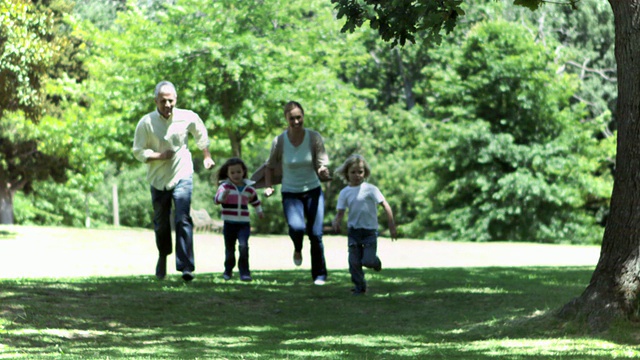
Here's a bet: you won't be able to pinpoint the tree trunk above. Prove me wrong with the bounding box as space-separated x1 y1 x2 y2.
112 183 120 227
0 186 15 225
558 1 640 332
395 48 416 110
228 129 242 158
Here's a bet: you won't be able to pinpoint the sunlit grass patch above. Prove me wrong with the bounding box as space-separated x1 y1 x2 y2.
3 267 639 359
462 338 640 358
436 286 513 294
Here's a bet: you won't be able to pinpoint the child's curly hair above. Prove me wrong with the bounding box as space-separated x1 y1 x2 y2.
216 157 248 184
334 154 371 182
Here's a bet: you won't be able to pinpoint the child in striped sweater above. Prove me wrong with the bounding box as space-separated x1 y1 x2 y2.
214 158 264 281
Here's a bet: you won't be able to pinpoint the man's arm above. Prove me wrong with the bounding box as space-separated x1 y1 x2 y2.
187 110 214 169
147 150 175 161
202 147 215 169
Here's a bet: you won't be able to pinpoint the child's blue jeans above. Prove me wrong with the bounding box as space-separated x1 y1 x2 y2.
348 228 380 292
223 222 251 276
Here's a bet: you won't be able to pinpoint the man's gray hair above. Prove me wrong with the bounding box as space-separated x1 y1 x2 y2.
154 81 177 97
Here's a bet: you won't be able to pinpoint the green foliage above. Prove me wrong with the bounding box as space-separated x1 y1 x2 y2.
71 0 125 30
82 0 364 164
0 0 106 226
103 164 153 228
325 18 614 244
332 0 581 46
0 0 55 120
514 0 579 11
9 100 112 227
0 1 70 196
75 0 370 232
0 112 69 193
481 0 616 133
249 191 289 235
420 21 612 243
332 0 467 46
10 0 616 247
15 176 108 227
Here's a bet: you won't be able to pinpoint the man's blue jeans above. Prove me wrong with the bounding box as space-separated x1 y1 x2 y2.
348 228 380 292
282 186 327 280
151 176 194 272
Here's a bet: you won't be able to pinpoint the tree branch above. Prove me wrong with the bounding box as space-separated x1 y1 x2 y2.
566 60 617 82
8 177 29 192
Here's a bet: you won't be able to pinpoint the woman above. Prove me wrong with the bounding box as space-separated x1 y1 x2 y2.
261 101 331 285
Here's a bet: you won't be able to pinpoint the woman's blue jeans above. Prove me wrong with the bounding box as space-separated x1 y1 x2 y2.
223 222 251 276
150 176 194 273
348 228 380 292
281 186 327 280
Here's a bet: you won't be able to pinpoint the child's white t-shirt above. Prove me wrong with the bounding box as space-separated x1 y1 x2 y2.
336 182 385 230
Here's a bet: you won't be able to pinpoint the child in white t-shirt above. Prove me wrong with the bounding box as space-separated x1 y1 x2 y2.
332 155 397 295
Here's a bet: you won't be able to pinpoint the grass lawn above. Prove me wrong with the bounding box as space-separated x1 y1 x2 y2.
1 226 639 359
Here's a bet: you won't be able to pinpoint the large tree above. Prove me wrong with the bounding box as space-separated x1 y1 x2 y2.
331 0 639 331
0 0 73 224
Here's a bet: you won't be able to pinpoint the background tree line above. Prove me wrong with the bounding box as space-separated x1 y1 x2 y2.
1 0 615 245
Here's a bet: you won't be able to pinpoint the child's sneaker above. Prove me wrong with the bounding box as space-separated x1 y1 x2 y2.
240 275 252 282
222 272 232 281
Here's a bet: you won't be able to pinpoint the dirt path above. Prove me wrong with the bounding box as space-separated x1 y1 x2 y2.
0 225 600 279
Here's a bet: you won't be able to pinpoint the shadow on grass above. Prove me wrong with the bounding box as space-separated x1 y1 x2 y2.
1 266 628 359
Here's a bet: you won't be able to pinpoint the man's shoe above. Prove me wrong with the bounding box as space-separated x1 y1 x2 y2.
351 287 367 294
182 271 194 282
155 256 167 280
313 276 326 286
293 251 302 266
240 275 252 282
222 273 232 281
373 258 382 272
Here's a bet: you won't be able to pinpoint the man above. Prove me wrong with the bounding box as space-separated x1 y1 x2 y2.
133 81 215 281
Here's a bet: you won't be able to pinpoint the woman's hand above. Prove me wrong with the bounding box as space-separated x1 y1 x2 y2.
317 166 331 181
264 186 275 198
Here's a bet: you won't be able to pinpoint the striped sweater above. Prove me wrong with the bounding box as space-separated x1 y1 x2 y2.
214 179 263 223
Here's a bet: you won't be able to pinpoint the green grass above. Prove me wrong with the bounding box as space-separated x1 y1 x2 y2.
2 267 640 359
0 229 17 239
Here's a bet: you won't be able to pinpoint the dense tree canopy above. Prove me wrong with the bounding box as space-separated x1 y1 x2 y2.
10 0 618 254
83 0 366 164
421 20 612 243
